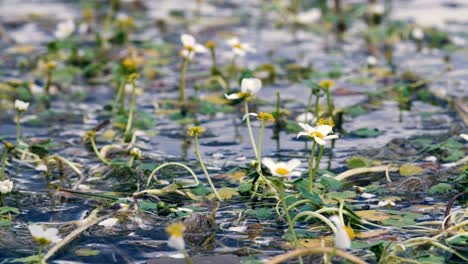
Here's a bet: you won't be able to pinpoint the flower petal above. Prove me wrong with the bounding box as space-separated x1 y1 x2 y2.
296 131 310 139
316 125 333 136
314 137 326 145
286 159 301 171
242 113 258 121
298 122 314 133
181 34 195 46
261 158 276 173
225 93 240 100
324 135 339 140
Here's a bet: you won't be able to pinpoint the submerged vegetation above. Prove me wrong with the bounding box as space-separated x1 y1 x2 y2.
0 0 467 263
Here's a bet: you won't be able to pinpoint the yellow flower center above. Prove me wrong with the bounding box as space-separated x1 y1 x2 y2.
166 222 186 238
275 167 290 176
344 226 355 240
233 43 243 49
185 45 194 52
310 131 324 139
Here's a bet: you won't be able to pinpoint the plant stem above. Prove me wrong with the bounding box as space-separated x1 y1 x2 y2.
279 180 303 264
308 141 317 192
45 70 52 108
1 147 8 181
38 244 43 263
89 137 111 166
179 58 189 103
114 77 125 116
124 79 137 140
305 89 313 121
325 90 334 118
16 113 21 143
193 136 221 201
244 100 258 158
182 249 193 264
309 145 324 191
314 94 320 119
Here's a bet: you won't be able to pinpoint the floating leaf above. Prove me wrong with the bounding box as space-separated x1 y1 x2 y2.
75 249 100 257
351 128 383 138
247 207 273 220
428 183 453 195
346 156 373 168
210 187 239 200
355 210 392 222
399 164 424 176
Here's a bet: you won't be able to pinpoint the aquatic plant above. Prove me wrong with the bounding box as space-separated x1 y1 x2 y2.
14 100 29 143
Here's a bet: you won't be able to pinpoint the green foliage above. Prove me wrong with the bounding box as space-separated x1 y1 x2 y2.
247 207 273 220
346 156 373 168
351 128 383 138
428 183 453 195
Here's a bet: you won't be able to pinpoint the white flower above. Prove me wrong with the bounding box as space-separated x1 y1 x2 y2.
54 19 75 39
295 112 315 123
225 78 262 100
168 236 185 251
262 158 301 177
360 193 376 199
424 156 437 162
98 217 119 228
28 224 61 245
14 100 29 112
296 8 321 24
0 180 13 194
367 56 377 66
460 134 468 141
180 34 207 60
297 123 338 145
226 37 255 57
378 200 396 207
329 216 352 250
412 27 424 40
368 3 384 15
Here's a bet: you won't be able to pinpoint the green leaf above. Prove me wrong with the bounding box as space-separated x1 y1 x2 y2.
326 191 356 199
346 156 372 168
351 128 383 138
247 207 273 220
239 182 252 193
138 201 158 211
344 105 367 117
75 248 100 257
319 177 342 191
0 219 13 227
399 164 424 176
370 242 385 261
428 183 453 195
0 206 20 215
191 184 211 196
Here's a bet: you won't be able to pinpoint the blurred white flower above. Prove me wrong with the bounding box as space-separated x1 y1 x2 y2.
28 224 61 245
412 27 424 40
180 34 207 60
367 56 378 66
166 222 186 251
226 37 255 57
14 100 29 112
296 8 321 24
460 134 468 141
368 3 385 15
0 180 13 194
378 200 396 207
262 158 301 177
54 19 75 39
98 217 119 228
225 78 262 100
329 216 352 250
295 112 315 123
